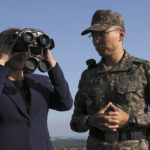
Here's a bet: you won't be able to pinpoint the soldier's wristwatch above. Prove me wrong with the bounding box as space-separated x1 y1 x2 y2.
127 115 137 128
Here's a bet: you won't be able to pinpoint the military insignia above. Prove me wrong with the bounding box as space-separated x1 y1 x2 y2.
133 58 146 63
133 58 150 67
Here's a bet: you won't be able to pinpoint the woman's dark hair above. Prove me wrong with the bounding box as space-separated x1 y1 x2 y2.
0 28 22 54
0 28 21 46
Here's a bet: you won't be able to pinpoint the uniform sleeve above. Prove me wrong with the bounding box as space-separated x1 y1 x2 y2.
70 91 89 132
48 63 73 111
70 70 90 132
136 67 150 127
136 112 150 127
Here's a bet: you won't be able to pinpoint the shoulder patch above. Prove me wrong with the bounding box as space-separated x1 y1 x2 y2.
132 58 150 67
133 58 146 63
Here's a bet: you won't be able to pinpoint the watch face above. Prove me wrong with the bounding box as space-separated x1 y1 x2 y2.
129 115 137 127
129 121 135 127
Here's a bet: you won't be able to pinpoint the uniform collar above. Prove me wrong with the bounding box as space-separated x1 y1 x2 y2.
97 50 134 73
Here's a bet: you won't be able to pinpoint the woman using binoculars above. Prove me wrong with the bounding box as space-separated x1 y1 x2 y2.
0 28 73 150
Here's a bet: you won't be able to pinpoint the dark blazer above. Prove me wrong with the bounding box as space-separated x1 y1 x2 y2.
0 63 73 150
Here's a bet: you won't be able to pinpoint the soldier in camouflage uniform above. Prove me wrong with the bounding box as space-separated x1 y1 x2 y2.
70 10 150 150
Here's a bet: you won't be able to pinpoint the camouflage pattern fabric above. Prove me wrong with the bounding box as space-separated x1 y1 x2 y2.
81 9 124 35
87 136 149 150
70 50 150 150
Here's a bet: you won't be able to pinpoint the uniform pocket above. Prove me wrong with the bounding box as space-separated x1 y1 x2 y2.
117 83 138 104
117 85 138 94
85 87 106 114
116 82 143 113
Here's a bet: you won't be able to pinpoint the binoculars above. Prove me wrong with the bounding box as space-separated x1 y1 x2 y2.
13 28 55 53
5 28 55 72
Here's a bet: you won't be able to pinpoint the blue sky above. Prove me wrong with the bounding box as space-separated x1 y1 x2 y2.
1 0 150 138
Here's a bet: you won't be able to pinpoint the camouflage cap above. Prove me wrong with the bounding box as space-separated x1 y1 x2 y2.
81 10 125 35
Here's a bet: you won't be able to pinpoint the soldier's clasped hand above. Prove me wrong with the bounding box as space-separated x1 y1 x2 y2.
87 102 130 132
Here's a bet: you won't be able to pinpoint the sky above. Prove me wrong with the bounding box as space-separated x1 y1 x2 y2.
1 0 150 138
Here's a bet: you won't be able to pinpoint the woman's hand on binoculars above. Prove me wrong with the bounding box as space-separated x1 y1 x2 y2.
32 49 56 68
45 49 56 68
0 32 18 66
